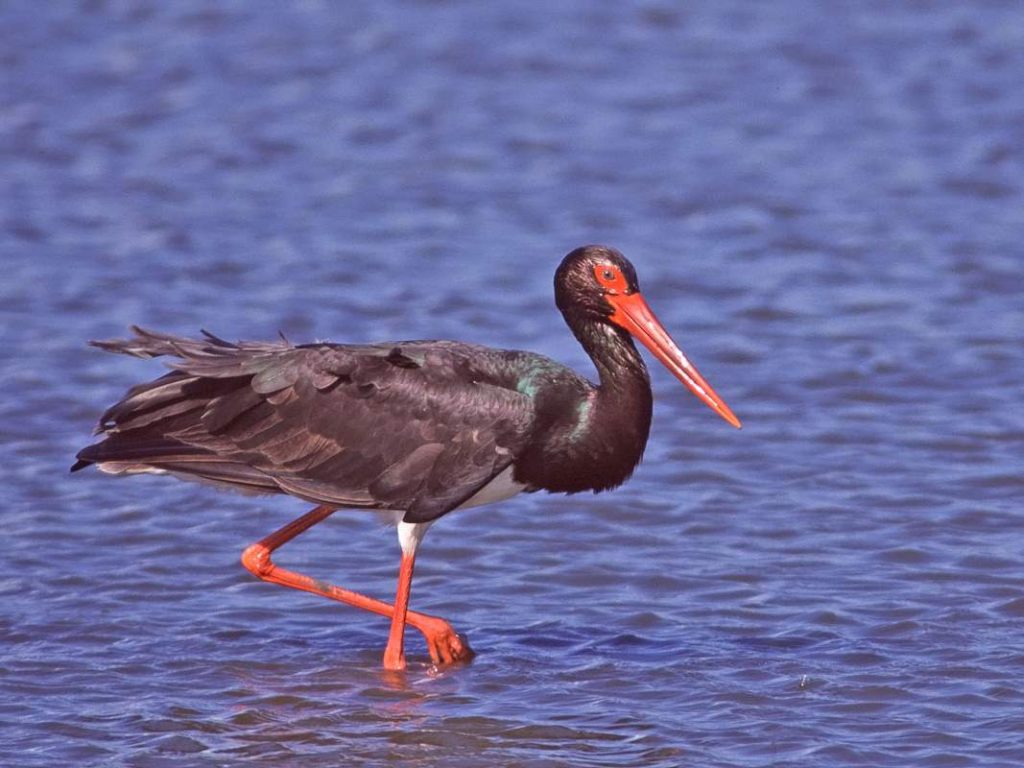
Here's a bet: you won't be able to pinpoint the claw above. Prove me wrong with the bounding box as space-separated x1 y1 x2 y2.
424 625 474 666
410 612 474 665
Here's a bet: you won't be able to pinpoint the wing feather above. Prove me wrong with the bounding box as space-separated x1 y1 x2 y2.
76 329 536 521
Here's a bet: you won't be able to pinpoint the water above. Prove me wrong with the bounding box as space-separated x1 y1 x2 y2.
3 2 1024 765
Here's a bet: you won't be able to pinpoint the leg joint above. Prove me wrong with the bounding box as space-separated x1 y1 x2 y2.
241 542 273 578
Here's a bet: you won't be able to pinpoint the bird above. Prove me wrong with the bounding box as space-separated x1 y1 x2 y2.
73 245 741 671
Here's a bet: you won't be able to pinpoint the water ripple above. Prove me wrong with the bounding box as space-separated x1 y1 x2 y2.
3 1 1024 766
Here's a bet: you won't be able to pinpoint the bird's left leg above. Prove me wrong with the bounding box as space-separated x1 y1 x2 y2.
241 506 472 669
241 506 400 620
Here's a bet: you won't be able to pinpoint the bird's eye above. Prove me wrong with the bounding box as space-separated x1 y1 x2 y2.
593 264 628 293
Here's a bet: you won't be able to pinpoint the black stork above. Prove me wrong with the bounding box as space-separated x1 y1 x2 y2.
73 245 740 671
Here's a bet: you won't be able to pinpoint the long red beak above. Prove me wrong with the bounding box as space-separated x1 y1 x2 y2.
608 292 742 428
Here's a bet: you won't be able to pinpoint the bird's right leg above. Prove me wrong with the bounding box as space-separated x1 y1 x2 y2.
240 505 473 669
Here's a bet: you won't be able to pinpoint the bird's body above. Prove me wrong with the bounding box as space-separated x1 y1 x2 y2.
76 336 646 516
75 245 740 670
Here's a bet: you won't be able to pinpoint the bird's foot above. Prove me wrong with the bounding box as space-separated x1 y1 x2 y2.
382 647 407 672
418 617 475 666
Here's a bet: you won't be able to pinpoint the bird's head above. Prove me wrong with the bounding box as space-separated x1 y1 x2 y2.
555 245 741 429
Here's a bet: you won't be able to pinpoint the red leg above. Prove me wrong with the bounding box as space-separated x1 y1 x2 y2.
241 505 474 670
382 551 415 670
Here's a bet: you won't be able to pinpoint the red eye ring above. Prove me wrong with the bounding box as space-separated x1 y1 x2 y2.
593 264 628 294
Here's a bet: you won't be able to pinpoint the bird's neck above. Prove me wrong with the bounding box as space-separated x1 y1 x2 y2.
587 322 651 399
586 322 654 477
522 317 653 494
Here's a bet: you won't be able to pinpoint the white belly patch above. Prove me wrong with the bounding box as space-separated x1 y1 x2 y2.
457 466 526 509
394 466 525 554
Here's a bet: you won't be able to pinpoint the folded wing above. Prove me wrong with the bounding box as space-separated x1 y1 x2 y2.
75 327 535 522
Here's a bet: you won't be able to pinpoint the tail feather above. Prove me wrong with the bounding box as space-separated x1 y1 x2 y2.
156 461 279 494
90 326 291 379
90 326 248 359
89 325 187 359
76 326 296 500
75 436 212 467
72 436 281 495
96 374 242 434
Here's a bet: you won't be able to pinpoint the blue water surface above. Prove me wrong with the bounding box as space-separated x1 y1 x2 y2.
3 2 1024 766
